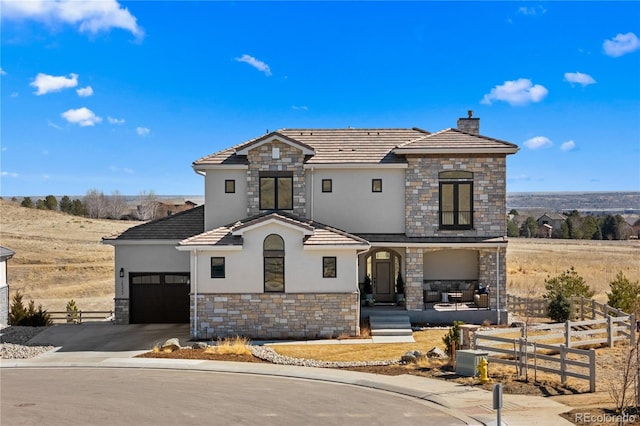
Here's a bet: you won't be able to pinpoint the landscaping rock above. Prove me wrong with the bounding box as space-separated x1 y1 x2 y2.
427 347 447 359
401 350 425 363
192 342 208 349
510 321 526 328
161 338 181 352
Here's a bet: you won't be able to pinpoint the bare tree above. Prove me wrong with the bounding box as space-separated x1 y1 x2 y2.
108 190 127 220
84 189 107 219
135 190 159 221
607 341 639 414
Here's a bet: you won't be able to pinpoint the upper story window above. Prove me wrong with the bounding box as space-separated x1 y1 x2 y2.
264 234 285 292
439 171 473 230
321 179 332 193
372 179 382 192
260 172 293 210
225 180 235 193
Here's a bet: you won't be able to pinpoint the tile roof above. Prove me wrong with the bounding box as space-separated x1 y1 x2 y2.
0 246 15 260
394 128 519 153
193 128 430 166
103 206 204 241
356 233 507 245
178 210 369 248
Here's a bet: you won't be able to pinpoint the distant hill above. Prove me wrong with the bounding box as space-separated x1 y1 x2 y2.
507 191 640 215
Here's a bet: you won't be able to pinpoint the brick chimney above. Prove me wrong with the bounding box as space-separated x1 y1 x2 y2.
457 110 480 135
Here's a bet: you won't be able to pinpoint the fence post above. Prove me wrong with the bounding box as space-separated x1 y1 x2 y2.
588 349 596 393
560 344 567 384
580 297 585 321
565 320 572 348
631 314 636 346
607 315 614 348
592 299 597 319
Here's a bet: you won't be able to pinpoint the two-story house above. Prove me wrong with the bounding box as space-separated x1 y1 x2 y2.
103 114 518 339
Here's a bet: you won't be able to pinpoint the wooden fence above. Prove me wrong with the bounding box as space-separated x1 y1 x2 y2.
474 330 596 392
48 310 114 324
526 316 636 348
507 294 548 318
569 296 630 320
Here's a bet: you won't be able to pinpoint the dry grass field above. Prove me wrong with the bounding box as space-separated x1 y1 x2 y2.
2 198 639 312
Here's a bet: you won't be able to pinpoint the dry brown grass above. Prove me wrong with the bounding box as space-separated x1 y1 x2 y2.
206 336 252 355
507 238 640 303
0 200 138 311
272 328 448 362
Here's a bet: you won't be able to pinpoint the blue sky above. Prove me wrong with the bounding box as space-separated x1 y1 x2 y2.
1 1 639 197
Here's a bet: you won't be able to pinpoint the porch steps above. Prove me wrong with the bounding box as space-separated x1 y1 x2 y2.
369 315 413 337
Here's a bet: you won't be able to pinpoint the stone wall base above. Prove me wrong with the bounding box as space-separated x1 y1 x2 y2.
192 292 359 339
114 298 130 325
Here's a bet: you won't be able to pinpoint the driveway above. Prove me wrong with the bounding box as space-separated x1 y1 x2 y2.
26 323 191 352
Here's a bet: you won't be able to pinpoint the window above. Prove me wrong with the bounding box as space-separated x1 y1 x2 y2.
322 179 332 193
211 257 225 278
225 180 235 193
263 234 284 292
372 179 382 192
439 171 473 230
323 257 337 278
260 173 293 210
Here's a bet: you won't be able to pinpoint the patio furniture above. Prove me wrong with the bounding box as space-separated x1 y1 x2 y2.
448 292 463 304
474 293 489 308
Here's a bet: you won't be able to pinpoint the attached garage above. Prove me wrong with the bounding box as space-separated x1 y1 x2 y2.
129 273 190 323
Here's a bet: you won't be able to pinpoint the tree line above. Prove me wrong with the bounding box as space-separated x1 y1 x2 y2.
11 189 160 221
507 210 639 240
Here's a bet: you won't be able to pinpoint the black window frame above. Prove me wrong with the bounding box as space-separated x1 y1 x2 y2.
438 171 474 230
322 256 337 278
259 172 294 210
210 257 226 278
263 234 285 292
225 179 236 194
321 179 333 193
372 178 382 193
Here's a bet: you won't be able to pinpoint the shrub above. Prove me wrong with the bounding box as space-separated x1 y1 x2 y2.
9 290 52 327
543 267 594 301
66 299 80 323
607 272 640 315
548 294 571 323
396 273 405 294
442 321 464 356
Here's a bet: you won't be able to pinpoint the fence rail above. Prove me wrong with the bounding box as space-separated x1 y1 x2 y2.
507 295 548 318
570 296 629 320
48 310 114 324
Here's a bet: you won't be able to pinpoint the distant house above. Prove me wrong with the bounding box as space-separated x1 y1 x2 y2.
536 212 565 236
155 200 197 218
0 246 15 327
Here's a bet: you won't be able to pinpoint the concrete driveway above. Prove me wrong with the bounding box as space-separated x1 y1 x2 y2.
27 323 191 352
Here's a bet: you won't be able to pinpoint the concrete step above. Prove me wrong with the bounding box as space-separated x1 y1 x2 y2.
370 328 414 336
369 315 412 337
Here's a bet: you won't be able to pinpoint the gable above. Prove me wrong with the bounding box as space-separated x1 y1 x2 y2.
235 132 315 156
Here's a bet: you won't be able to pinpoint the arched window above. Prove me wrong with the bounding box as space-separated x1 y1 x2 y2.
264 234 284 292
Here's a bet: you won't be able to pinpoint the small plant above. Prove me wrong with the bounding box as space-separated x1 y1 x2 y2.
607 271 640 315
66 299 80 324
548 293 571 323
207 336 252 356
9 290 52 327
442 321 464 356
363 275 372 294
543 267 594 301
396 273 405 295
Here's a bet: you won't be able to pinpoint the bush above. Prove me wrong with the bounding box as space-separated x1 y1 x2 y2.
548 294 571 322
607 272 640 315
66 299 80 323
543 267 594 301
442 321 464 356
9 290 52 327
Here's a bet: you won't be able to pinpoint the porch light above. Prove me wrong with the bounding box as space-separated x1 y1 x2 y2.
119 268 125 278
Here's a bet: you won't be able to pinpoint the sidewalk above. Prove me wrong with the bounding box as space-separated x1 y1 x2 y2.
2 348 574 426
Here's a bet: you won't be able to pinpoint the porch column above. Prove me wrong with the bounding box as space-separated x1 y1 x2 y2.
478 247 507 322
405 247 424 310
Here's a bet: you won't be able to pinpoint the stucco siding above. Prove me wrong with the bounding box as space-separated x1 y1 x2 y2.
308 168 405 233
204 169 248 230
192 222 359 294
423 249 479 280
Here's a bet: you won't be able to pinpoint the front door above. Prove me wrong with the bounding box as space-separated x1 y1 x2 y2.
374 261 393 302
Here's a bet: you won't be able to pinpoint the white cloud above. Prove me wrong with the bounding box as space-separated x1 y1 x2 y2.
292 105 308 111
10 92 19 98
31 72 78 95
76 86 94 97
481 78 548 106
1 0 144 39
1 171 19 178
235 54 272 76
0 68 6 76
107 116 125 125
524 136 553 150
123 168 134 174
136 127 150 136
564 72 596 87
603 32 640 57
517 5 546 16
61 107 102 126
560 140 576 152
47 120 63 130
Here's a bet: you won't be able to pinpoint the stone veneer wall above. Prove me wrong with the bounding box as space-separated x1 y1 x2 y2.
478 247 507 317
0 285 8 327
114 298 129 325
404 248 424 310
192 292 359 339
246 140 306 217
405 155 507 237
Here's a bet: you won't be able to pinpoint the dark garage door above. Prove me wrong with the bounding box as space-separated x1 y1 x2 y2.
130 273 190 324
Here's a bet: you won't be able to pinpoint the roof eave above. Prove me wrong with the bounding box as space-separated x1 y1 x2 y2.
393 147 519 155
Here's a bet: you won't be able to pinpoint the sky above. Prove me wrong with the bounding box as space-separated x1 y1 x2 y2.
1 1 639 197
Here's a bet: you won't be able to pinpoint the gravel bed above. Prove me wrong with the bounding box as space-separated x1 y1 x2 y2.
250 345 399 368
0 326 54 359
